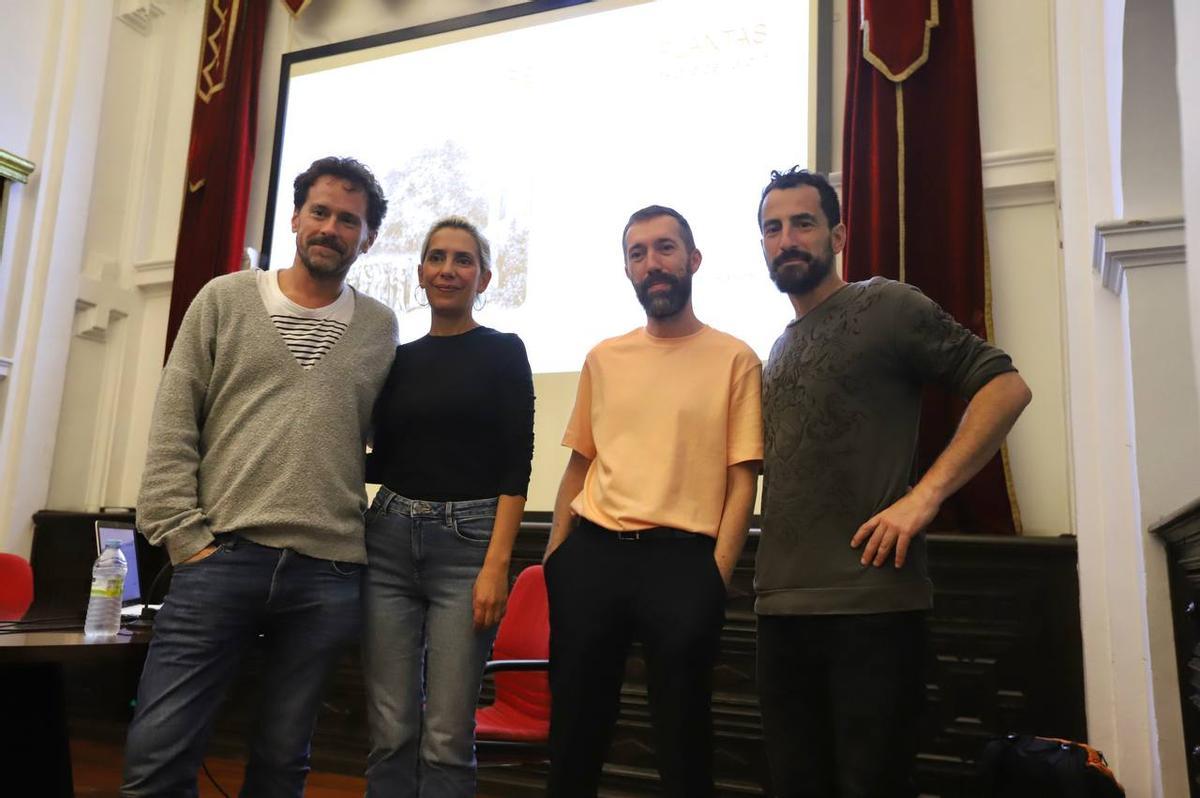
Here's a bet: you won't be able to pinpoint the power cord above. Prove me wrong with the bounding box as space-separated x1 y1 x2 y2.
202 761 232 798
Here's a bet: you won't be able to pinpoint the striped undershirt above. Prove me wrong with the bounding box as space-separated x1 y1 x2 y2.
270 315 350 369
256 268 356 370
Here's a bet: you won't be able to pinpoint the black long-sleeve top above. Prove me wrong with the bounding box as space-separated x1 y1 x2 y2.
368 326 535 502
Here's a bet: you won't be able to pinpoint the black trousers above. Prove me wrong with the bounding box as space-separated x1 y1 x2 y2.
757 611 928 798
544 520 727 797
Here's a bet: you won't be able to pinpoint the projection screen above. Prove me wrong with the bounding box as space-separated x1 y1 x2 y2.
263 0 815 374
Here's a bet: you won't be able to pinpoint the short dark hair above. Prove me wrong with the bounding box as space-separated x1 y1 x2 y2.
293 156 388 233
621 205 696 257
758 166 841 230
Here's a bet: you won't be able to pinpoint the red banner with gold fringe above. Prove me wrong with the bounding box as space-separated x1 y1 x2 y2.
842 0 1020 534
164 0 314 358
164 0 269 358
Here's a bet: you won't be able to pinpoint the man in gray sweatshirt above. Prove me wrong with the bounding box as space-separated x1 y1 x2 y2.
122 157 398 798
754 167 1032 798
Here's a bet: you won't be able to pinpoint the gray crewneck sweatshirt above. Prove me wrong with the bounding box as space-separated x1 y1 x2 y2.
137 270 398 565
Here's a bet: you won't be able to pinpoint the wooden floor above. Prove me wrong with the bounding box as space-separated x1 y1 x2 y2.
70 738 368 798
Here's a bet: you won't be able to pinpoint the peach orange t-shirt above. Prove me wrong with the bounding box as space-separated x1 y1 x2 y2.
564 325 763 537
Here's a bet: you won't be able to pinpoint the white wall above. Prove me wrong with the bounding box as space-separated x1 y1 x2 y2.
0 0 117 556
45 0 205 513
1055 0 1195 792
1177 1 1200 447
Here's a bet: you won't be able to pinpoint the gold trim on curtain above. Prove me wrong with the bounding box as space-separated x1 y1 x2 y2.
282 0 313 17
860 0 940 82
197 0 242 103
895 82 906 283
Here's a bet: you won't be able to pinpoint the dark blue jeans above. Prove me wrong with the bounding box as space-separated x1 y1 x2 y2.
121 535 363 798
757 611 927 798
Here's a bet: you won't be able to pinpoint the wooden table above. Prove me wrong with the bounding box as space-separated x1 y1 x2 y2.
0 628 150 797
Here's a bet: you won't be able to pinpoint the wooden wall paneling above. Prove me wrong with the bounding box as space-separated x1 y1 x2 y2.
1152 499 1200 796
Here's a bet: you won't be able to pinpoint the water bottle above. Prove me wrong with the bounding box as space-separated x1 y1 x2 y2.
84 540 128 638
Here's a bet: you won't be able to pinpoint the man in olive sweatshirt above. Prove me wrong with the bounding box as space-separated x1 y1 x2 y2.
122 157 398 798
754 167 1032 798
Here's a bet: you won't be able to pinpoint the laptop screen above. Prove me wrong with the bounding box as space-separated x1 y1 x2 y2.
94 521 142 606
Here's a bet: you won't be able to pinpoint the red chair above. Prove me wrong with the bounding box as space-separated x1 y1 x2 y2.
475 564 550 761
0 553 34 621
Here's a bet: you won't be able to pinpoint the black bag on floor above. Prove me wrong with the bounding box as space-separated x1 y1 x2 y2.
977 734 1125 797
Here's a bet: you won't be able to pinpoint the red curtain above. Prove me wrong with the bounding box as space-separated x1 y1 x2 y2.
163 0 270 359
842 0 1019 534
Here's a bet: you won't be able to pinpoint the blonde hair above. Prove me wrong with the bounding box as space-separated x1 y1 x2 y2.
420 216 491 273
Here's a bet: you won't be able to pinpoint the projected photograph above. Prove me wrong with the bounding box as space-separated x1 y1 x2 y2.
267 0 812 372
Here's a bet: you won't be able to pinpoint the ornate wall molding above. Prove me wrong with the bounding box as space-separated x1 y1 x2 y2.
132 258 174 289
0 150 35 183
0 148 34 382
982 147 1057 208
75 266 133 342
72 300 129 343
1092 217 1186 295
829 147 1057 209
116 0 168 35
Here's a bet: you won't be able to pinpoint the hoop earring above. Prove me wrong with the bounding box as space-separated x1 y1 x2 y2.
415 285 428 308
474 293 487 312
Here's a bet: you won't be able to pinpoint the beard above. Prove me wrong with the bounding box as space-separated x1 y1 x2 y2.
298 235 351 279
768 245 835 295
634 271 692 318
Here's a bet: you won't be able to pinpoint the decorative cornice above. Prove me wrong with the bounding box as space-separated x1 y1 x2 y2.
116 0 167 35
828 147 1057 209
133 258 174 289
0 149 35 183
981 148 1056 208
76 265 133 341
73 300 128 343
1092 216 1186 295
1150 495 1200 548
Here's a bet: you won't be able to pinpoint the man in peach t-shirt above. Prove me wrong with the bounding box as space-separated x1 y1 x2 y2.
541 205 763 798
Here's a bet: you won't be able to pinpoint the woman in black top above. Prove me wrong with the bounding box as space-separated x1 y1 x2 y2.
362 217 535 797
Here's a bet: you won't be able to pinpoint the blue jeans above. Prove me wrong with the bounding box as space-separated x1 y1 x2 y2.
362 487 499 798
121 534 363 798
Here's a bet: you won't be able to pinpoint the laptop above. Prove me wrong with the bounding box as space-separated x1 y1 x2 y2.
94 520 145 616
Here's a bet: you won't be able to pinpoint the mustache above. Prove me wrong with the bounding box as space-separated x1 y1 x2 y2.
307 235 345 254
772 248 813 270
641 273 679 290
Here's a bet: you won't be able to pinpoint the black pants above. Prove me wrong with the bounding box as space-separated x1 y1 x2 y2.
757 611 928 798
544 520 727 797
